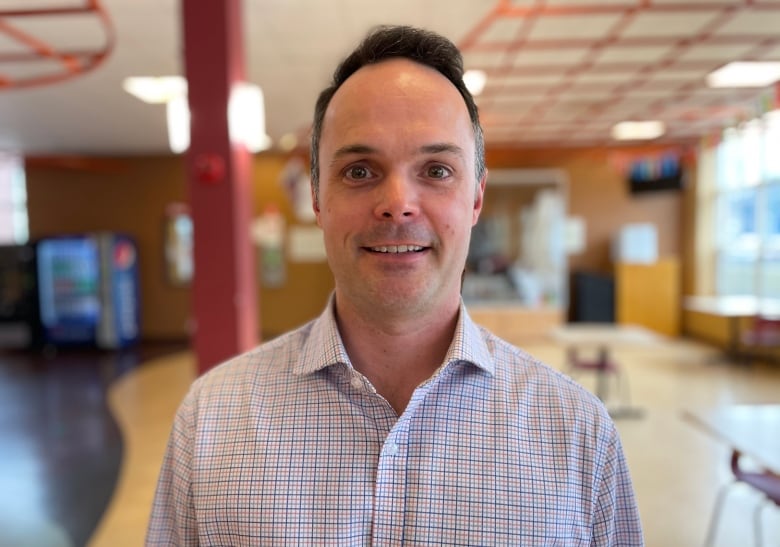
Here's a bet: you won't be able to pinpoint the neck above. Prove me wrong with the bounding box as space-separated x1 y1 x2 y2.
334 295 460 415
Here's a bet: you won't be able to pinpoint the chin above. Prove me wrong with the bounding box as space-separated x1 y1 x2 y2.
352 282 424 313
375 283 448 316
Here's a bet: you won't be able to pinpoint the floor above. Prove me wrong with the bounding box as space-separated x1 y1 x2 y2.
0 335 778 546
0 343 185 547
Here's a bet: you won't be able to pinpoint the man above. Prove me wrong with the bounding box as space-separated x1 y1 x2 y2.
147 25 643 545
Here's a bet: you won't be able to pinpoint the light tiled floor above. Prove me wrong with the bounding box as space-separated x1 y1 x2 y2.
90 336 780 547
89 352 195 547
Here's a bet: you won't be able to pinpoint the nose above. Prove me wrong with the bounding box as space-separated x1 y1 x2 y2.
373 172 420 220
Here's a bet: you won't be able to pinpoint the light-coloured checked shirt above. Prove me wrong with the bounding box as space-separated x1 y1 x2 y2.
147 299 643 546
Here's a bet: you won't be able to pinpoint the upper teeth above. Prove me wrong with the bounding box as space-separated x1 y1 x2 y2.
371 245 423 253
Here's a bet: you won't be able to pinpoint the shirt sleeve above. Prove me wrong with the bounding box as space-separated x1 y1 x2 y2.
146 389 199 545
591 426 644 546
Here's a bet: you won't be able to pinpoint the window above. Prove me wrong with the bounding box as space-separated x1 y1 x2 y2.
712 111 780 298
0 153 28 245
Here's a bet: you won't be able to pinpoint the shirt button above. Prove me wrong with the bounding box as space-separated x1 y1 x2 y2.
350 376 363 390
384 442 399 456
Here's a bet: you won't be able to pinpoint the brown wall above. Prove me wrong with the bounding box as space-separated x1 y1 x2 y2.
25 144 690 341
249 154 333 338
25 153 334 341
486 146 688 276
26 156 191 340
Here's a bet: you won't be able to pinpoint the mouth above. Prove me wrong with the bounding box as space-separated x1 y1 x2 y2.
365 244 426 254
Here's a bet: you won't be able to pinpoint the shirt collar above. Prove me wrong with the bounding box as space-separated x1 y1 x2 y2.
294 295 495 377
446 302 496 376
294 294 352 376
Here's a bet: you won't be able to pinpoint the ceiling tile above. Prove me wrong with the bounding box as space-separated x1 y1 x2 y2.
512 48 589 67
5 14 108 50
543 0 640 5
0 58 64 80
592 45 672 64
485 93 546 104
0 0 72 9
644 68 709 82
481 17 525 42
494 74 566 87
758 43 780 59
556 88 620 100
527 14 624 40
463 52 504 70
676 43 759 62
651 0 736 4
714 10 780 35
622 12 721 38
0 30 29 53
574 72 638 85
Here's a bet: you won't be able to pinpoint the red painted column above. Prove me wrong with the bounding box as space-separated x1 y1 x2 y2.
181 0 259 373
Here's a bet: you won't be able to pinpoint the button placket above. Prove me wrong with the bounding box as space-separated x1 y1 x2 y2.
373 418 410 545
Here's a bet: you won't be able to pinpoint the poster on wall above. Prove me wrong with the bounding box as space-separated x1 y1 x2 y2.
251 205 286 288
279 156 316 223
565 216 586 255
288 226 327 263
164 203 193 286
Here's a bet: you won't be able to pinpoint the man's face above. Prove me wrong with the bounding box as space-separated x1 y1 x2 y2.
315 58 486 319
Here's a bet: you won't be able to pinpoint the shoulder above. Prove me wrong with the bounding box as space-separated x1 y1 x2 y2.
478 326 613 428
475 328 626 483
186 320 316 408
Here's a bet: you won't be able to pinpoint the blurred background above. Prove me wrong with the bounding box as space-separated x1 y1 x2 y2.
0 1 779 546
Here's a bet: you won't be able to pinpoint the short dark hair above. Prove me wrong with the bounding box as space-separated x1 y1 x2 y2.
310 25 486 202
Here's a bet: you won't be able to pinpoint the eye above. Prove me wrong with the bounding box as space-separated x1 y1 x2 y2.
344 164 373 181
426 164 451 179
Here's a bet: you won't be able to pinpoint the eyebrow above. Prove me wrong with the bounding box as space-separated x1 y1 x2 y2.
330 144 378 164
419 143 466 158
330 142 466 165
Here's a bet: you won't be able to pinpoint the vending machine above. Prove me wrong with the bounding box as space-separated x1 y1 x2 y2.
35 233 140 349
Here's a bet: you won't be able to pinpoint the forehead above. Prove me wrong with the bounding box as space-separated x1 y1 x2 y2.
320 58 474 151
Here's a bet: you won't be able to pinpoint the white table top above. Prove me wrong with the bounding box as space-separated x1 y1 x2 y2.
683 404 780 473
684 295 780 318
550 323 663 348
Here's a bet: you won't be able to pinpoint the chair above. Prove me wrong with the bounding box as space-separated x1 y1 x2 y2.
704 450 780 547
566 347 631 407
740 316 780 365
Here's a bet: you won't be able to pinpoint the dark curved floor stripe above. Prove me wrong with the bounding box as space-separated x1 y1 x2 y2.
0 342 186 546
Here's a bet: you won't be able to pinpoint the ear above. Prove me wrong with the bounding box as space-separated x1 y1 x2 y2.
472 169 487 226
311 182 322 226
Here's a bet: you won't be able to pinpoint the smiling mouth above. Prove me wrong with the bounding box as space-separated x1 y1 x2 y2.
367 244 426 254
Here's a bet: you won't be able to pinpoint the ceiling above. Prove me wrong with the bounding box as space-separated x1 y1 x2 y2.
0 0 779 155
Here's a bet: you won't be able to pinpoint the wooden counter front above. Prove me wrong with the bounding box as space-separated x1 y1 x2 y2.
466 303 564 345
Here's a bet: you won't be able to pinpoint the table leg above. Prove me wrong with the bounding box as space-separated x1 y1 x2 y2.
728 316 741 360
595 346 609 401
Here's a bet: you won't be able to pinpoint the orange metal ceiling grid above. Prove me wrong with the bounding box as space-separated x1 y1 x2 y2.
0 0 114 90
459 0 780 146
1 0 778 151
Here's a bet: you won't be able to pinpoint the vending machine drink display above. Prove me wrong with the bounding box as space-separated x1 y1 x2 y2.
36 233 140 349
96 233 140 349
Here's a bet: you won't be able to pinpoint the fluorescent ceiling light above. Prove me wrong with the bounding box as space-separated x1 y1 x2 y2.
463 69 487 96
123 76 187 104
611 120 665 141
228 83 272 153
166 95 190 154
707 62 780 88
278 133 298 151
127 76 272 153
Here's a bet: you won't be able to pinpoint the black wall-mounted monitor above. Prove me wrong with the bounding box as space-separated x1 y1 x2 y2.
627 153 685 194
